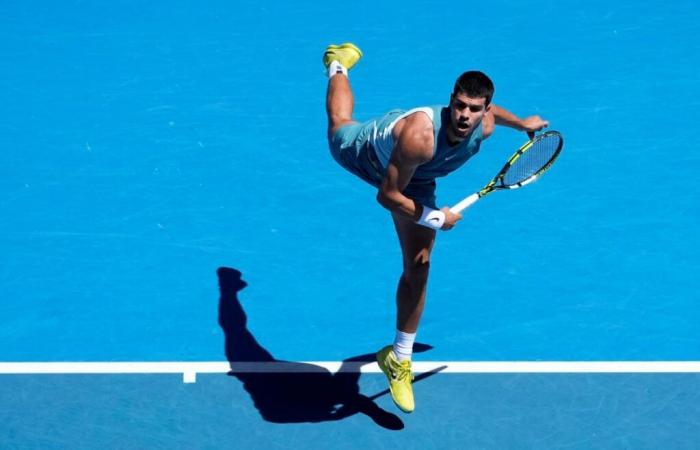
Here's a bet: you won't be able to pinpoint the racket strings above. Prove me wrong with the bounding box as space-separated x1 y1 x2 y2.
503 135 561 186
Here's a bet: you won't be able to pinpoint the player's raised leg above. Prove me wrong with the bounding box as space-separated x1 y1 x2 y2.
323 43 363 138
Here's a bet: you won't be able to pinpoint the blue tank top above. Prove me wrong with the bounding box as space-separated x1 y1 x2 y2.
366 105 484 180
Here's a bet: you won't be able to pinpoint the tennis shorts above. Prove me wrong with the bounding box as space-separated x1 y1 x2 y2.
328 122 437 209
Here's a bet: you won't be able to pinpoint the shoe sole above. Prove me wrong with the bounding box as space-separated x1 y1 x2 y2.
325 42 363 58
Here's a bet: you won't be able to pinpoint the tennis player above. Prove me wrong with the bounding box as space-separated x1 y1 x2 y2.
323 43 548 413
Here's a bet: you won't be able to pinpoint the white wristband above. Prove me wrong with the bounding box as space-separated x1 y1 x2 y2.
416 206 445 230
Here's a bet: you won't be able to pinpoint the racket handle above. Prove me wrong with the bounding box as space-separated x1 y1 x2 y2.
450 193 480 214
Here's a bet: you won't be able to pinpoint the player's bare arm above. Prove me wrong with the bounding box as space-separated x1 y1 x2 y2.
490 104 549 138
377 112 462 230
376 113 432 219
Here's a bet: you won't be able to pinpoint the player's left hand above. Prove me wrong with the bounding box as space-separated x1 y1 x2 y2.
520 116 549 140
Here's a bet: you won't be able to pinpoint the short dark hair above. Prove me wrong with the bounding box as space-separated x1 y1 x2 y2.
453 71 495 106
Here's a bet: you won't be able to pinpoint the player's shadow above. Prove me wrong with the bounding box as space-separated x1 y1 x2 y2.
217 267 442 430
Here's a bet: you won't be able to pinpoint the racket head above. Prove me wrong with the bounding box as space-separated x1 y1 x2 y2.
494 131 563 190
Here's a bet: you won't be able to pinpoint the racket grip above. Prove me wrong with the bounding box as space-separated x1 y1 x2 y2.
449 193 480 214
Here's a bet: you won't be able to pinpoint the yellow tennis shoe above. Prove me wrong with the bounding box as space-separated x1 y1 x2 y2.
323 42 363 70
376 345 415 413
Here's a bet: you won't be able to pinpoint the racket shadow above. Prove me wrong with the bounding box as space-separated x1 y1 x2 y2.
217 267 436 430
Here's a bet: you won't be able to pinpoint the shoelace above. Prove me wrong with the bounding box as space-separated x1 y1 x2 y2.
390 362 412 381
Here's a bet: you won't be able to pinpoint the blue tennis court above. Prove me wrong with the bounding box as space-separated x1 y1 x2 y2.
1 0 699 448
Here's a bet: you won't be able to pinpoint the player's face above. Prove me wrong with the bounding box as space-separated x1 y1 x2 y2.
449 93 490 140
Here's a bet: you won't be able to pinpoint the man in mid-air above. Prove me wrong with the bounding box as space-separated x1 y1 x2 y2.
323 42 548 413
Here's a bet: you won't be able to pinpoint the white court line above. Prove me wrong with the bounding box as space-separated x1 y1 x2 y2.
1 361 699 383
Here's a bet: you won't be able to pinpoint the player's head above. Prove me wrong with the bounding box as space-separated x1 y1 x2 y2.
452 71 494 105
448 71 494 141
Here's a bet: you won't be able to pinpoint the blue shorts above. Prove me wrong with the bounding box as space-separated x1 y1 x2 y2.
329 122 437 209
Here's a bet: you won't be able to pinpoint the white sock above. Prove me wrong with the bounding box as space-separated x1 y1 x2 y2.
393 329 416 362
328 60 347 78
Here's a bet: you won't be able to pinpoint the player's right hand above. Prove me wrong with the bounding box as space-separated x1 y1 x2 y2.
440 207 462 230
521 115 549 140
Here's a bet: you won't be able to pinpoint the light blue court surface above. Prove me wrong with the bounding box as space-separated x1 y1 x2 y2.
1 0 699 448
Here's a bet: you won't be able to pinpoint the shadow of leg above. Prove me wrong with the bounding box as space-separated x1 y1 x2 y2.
216 267 404 429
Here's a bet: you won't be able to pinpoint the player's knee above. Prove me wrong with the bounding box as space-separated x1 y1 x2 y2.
403 258 430 287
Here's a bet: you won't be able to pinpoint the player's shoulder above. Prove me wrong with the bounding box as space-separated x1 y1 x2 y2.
394 112 434 162
397 110 434 140
407 112 434 146
402 108 434 129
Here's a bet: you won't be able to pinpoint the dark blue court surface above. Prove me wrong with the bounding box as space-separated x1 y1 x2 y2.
2 373 698 449
1 0 699 448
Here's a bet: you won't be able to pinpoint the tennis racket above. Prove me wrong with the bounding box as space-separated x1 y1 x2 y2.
450 130 564 214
